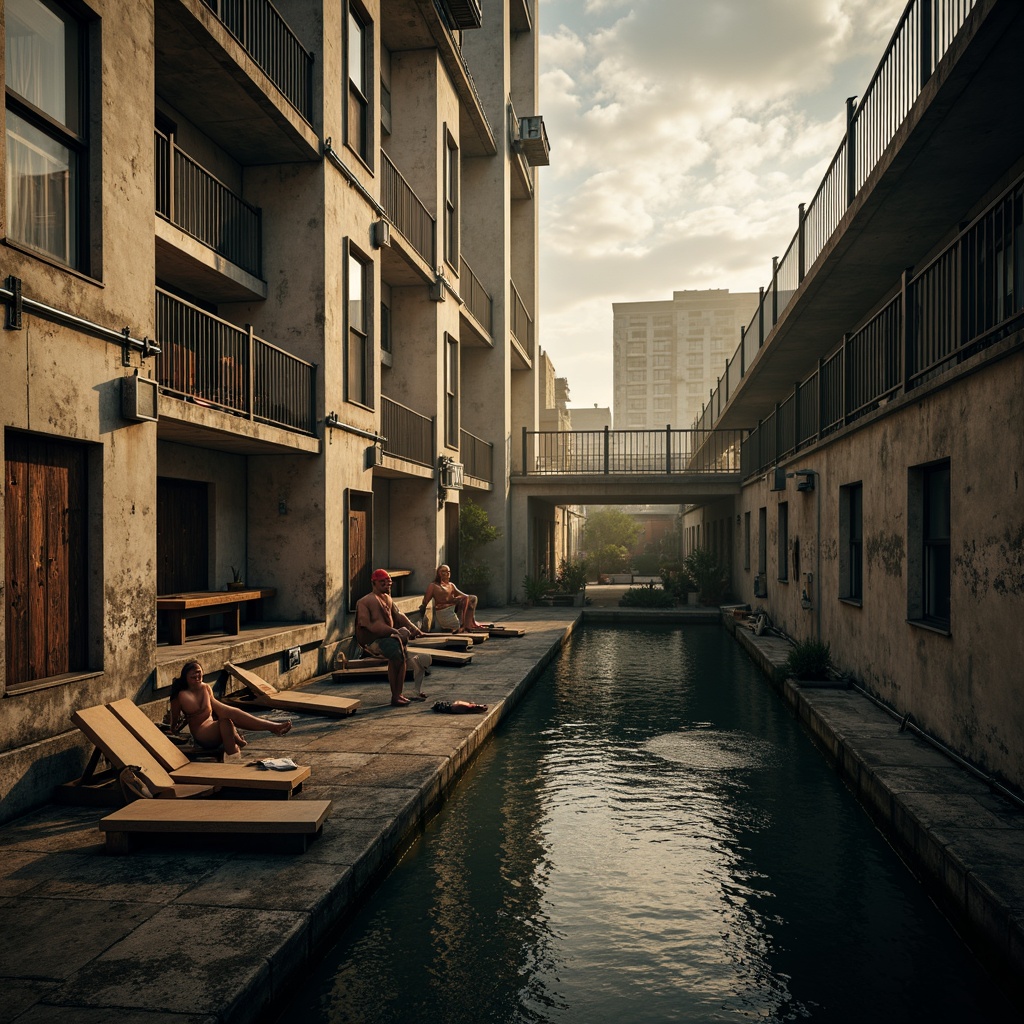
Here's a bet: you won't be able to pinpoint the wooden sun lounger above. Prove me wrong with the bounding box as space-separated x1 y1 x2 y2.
75 702 309 798
99 798 333 854
409 634 475 651
487 625 526 637
406 645 473 666
224 663 359 716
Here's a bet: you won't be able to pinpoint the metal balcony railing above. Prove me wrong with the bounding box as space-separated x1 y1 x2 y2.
510 278 533 358
154 288 316 434
381 152 435 267
696 0 978 432
459 254 492 335
460 429 493 483
200 0 313 122
381 396 434 467
521 427 746 476
741 170 1024 478
155 130 262 278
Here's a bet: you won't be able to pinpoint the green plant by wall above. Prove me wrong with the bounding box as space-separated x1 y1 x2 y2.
459 498 500 588
587 542 630 576
522 573 550 603
619 585 675 608
659 562 693 602
555 557 588 594
786 639 833 680
683 547 729 605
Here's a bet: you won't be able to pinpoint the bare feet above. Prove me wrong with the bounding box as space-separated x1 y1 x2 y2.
409 692 428 701
270 721 292 736
391 696 411 706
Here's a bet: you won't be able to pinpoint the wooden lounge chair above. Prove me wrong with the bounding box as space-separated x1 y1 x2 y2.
406 645 473 666
99 797 333 854
75 703 309 798
486 625 526 638
331 651 421 682
223 662 359 716
408 634 475 651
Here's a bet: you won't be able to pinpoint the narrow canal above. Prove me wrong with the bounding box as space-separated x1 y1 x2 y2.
278 626 1017 1023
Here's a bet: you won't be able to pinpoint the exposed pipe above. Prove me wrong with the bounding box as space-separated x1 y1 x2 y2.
322 139 387 218
323 411 385 444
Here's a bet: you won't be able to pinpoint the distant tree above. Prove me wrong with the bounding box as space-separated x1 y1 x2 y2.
584 508 641 555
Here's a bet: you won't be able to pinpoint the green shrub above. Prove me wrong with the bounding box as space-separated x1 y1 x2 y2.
619 585 674 608
632 553 663 576
786 639 833 680
522 573 550 603
555 557 588 594
659 562 693 602
683 547 729 605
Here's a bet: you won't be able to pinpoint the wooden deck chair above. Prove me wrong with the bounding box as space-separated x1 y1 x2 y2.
76 702 309 798
223 662 359 716
406 645 473 666
331 650 423 682
486 625 526 638
99 797 333 854
408 634 475 651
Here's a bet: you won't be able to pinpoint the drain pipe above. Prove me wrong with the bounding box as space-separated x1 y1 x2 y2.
849 681 1024 813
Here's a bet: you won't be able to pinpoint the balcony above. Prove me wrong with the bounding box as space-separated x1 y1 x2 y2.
155 129 265 301
154 288 316 437
155 0 318 165
379 396 435 473
380 152 435 282
508 99 534 200
460 429 493 485
510 278 534 367
459 254 493 342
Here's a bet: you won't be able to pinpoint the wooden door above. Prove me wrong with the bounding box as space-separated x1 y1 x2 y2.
5 432 88 687
156 477 209 595
348 492 372 610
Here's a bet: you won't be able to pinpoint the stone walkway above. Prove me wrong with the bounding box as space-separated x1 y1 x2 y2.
1 604 1021 1022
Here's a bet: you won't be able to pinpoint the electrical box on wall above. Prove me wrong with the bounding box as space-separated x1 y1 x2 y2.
121 373 158 422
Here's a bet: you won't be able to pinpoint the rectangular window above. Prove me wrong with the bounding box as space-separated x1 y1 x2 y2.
346 246 371 406
743 511 751 570
444 333 459 448
777 502 788 581
346 5 370 161
908 461 950 629
5 0 86 268
443 129 459 268
757 507 767 575
380 301 391 354
839 482 863 602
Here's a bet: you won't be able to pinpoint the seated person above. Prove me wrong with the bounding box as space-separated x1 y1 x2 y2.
170 660 291 755
356 569 427 706
419 564 489 632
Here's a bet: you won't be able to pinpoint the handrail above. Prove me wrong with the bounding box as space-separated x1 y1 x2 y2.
510 277 533 357
381 395 434 467
459 254 493 335
696 0 978 432
381 151 435 267
460 428 493 482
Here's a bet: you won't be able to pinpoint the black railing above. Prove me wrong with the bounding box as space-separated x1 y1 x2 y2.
696 0 978 432
521 426 747 476
154 288 316 434
459 254 492 335
381 152 435 267
460 429 493 482
155 130 262 277
381 396 434 467
510 278 533 358
200 0 313 122
741 171 1024 477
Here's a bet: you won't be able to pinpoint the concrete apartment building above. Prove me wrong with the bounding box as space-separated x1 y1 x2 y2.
0 0 548 820
682 0 1024 795
612 289 758 431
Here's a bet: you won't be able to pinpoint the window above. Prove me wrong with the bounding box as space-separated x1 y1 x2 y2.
346 5 370 161
346 246 371 406
757 507 767 575
840 482 863 602
743 511 751 570
443 129 459 267
777 502 788 581
380 300 391 354
5 0 86 268
444 333 459 448
908 461 950 629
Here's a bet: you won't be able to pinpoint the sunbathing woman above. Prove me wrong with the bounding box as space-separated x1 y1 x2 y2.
170 660 291 755
419 564 489 632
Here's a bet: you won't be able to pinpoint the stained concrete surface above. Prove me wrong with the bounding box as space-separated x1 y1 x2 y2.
1 604 1022 1022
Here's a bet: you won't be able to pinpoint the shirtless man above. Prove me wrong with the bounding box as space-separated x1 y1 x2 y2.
419 564 490 632
356 569 427 706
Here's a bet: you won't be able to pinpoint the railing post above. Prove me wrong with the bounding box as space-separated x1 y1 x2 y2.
168 136 176 224
740 326 746 375
521 426 528 475
920 0 933 89
842 332 851 425
846 95 857 206
246 323 255 420
901 267 914 395
665 423 671 475
771 256 779 326
603 425 610 475
793 380 801 450
758 287 765 347
797 202 806 283
817 357 825 440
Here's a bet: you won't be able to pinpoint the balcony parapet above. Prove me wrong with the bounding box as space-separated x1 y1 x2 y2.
460 428 493 485
459 255 492 339
381 395 434 469
510 278 533 366
381 152 436 270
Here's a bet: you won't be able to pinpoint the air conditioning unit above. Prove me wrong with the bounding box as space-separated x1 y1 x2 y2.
442 0 482 29
121 373 158 422
753 574 768 599
518 116 550 166
372 220 391 248
440 460 464 490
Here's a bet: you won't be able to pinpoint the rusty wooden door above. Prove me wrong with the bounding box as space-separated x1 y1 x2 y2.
5 433 88 687
156 477 209 595
347 492 372 610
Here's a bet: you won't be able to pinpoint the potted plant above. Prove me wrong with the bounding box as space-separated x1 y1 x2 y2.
682 547 728 606
521 573 550 607
227 566 245 591
555 557 589 606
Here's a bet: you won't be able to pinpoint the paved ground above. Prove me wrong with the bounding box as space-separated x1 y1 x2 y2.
1 602 1022 1022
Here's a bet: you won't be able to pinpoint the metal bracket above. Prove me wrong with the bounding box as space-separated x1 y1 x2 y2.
4 276 22 330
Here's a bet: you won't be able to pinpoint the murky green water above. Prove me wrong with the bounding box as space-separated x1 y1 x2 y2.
277 626 1018 1023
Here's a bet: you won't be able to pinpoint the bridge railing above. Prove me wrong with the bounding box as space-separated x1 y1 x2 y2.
520 427 747 476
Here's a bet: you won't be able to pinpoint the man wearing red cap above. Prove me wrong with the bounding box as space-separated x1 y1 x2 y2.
355 569 427 706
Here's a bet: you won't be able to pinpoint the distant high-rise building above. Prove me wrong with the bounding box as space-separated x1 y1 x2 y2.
612 289 758 429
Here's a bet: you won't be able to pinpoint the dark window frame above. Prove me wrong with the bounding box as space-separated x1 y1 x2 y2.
345 240 373 408
908 459 951 632
839 481 863 603
345 2 371 164
443 126 459 269
444 332 459 448
777 501 789 582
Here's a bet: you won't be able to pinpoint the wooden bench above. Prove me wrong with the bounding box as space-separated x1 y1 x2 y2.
156 588 275 645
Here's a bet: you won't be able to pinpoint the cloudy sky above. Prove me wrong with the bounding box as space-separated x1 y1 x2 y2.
537 0 907 410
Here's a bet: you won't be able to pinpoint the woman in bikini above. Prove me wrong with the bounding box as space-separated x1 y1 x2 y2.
169 660 291 755
419 565 488 632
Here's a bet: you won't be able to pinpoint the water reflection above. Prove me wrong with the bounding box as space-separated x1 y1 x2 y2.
279 627 1018 1024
